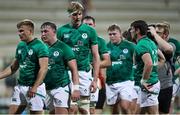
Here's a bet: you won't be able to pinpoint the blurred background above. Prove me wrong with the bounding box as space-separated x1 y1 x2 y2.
0 0 179 113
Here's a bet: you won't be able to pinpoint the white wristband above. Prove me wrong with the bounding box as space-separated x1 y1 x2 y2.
73 84 79 91
140 79 148 84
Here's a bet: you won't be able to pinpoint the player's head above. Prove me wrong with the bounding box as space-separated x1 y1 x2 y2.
155 22 170 41
17 19 34 42
67 1 84 27
40 22 57 44
67 1 84 15
130 20 148 41
108 24 122 44
17 19 34 33
82 15 95 27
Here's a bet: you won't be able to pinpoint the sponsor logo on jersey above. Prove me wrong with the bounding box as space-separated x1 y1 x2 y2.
77 40 83 46
64 34 70 38
72 45 79 51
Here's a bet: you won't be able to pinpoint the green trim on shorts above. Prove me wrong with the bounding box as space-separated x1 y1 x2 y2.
35 92 46 99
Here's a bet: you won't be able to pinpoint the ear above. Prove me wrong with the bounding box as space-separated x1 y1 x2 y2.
136 28 140 34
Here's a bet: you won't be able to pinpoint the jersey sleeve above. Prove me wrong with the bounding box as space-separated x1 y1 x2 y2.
89 27 98 46
37 43 49 58
136 42 150 57
57 26 63 41
98 37 108 56
63 43 76 62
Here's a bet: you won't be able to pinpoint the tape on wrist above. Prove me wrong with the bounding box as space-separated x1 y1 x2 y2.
140 79 148 84
73 84 80 90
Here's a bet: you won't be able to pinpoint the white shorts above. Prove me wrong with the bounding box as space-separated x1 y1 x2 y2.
140 81 160 107
90 88 99 102
106 80 134 105
173 78 180 97
11 83 46 111
45 85 71 111
131 85 141 104
69 70 93 96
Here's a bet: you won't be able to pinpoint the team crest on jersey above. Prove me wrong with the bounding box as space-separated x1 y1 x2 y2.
64 34 70 38
28 49 33 55
123 48 128 54
82 33 88 39
18 50 21 54
53 51 59 57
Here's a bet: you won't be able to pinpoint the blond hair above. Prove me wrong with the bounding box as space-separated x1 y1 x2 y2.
17 19 34 32
156 22 170 35
67 1 84 15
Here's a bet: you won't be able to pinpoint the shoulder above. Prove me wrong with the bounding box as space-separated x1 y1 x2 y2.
97 36 106 43
80 24 96 33
17 41 26 46
57 24 70 32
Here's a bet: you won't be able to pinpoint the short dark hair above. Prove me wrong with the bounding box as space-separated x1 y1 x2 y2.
82 15 95 24
41 22 57 33
108 24 121 33
130 20 148 35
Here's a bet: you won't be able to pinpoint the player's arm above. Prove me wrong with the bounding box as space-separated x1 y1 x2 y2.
68 59 79 86
91 44 100 92
141 53 154 90
28 57 48 97
0 59 19 79
157 49 166 68
91 44 100 81
68 59 80 101
100 53 111 68
174 67 180 77
142 53 153 80
149 26 173 53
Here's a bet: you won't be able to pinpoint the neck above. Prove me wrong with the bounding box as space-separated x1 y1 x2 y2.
49 37 57 46
71 22 81 28
26 36 34 43
137 35 146 42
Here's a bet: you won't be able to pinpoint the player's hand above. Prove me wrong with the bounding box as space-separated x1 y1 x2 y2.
90 80 97 93
148 26 156 36
71 90 80 102
141 82 153 92
28 87 37 98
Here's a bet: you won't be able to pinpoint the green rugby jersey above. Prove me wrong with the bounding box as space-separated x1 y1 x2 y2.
134 37 158 86
168 37 180 61
106 40 135 85
89 36 108 62
44 40 75 90
57 23 98 71
15 38 49 86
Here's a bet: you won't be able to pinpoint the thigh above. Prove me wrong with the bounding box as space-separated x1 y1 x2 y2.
9 104 26 114
140 81 160 107
11 85 27 106
28 83 46 112
78 70 93 96
119 80 134 102
51 85 71 108
106 84 118 105
90 88 99 102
